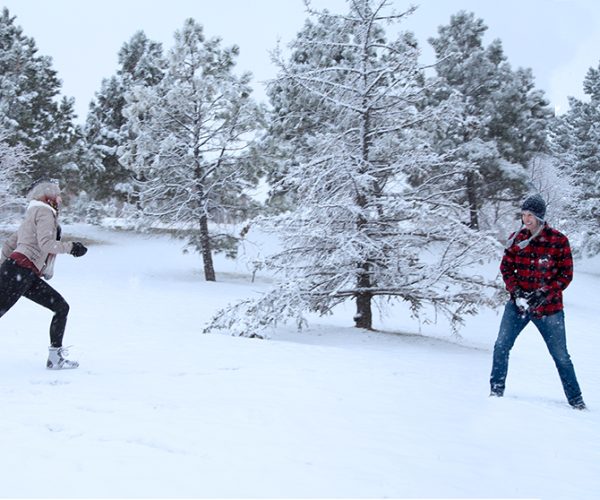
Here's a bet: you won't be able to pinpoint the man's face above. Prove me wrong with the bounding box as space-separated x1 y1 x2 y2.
522 211 541 232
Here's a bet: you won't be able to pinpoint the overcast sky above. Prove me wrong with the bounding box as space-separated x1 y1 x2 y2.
2 0 599 122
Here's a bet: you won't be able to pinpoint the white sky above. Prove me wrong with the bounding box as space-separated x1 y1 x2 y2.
2 0 599 122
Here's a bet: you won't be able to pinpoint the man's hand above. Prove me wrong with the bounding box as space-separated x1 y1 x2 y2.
513 287 529 314
524 289 548 309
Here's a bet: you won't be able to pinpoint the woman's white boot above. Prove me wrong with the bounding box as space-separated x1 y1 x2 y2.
47 346 79 370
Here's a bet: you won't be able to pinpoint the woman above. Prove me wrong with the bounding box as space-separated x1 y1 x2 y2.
0 180 87 369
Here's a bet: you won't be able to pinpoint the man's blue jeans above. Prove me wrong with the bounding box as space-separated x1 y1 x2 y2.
490 300 582 404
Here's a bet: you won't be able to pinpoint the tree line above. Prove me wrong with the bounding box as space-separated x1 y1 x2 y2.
1 1 598 334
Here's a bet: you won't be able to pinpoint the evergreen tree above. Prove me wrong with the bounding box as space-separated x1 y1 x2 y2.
0 130 29 217
83 31 165 201
427 11 552 230
206 0 501 337
550 60 600 255
264 11 356 211
120 19 265 281
0 8 79 187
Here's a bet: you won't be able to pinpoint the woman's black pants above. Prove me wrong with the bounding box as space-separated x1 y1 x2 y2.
0 259 69 347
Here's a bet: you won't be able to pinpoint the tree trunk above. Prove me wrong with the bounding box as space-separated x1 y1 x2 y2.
466 170 479 230
199 213 216 281
354 73 374 330
354 197 373 330
354 264 373 330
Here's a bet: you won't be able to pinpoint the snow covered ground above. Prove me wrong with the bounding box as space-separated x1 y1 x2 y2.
0 224 598 499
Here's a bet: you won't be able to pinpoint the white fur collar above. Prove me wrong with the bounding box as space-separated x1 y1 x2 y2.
28 199 57 216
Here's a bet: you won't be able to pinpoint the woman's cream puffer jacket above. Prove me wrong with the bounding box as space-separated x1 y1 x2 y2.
0 201 74 279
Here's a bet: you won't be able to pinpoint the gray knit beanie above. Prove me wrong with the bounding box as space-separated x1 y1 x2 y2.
521 193 546 221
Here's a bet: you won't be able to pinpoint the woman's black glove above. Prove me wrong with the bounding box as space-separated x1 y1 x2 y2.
71 242 88 257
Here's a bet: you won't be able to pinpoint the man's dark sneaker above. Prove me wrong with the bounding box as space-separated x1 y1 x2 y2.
489 385 504 398
569 397 587 410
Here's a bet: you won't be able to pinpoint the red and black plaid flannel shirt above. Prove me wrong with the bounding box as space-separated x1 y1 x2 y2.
500 224 573 317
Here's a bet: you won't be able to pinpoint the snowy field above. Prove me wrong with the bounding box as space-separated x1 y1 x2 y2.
0 223 598 499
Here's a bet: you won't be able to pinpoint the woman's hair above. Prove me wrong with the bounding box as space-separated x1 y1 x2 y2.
27 180 61 201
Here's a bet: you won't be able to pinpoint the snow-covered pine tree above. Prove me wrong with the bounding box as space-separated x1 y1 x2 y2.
84 31 165 202
549 60 600 255
263 11 355 212
0 8 80 186
427 11 552 230
0 131 29 218
120 19 265 281
205 0 502 337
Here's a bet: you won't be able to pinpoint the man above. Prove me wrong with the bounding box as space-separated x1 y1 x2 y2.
489 193 586 410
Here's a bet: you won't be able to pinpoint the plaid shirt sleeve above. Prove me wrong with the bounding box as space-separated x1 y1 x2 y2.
544 233 573 294
500 232 520 293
